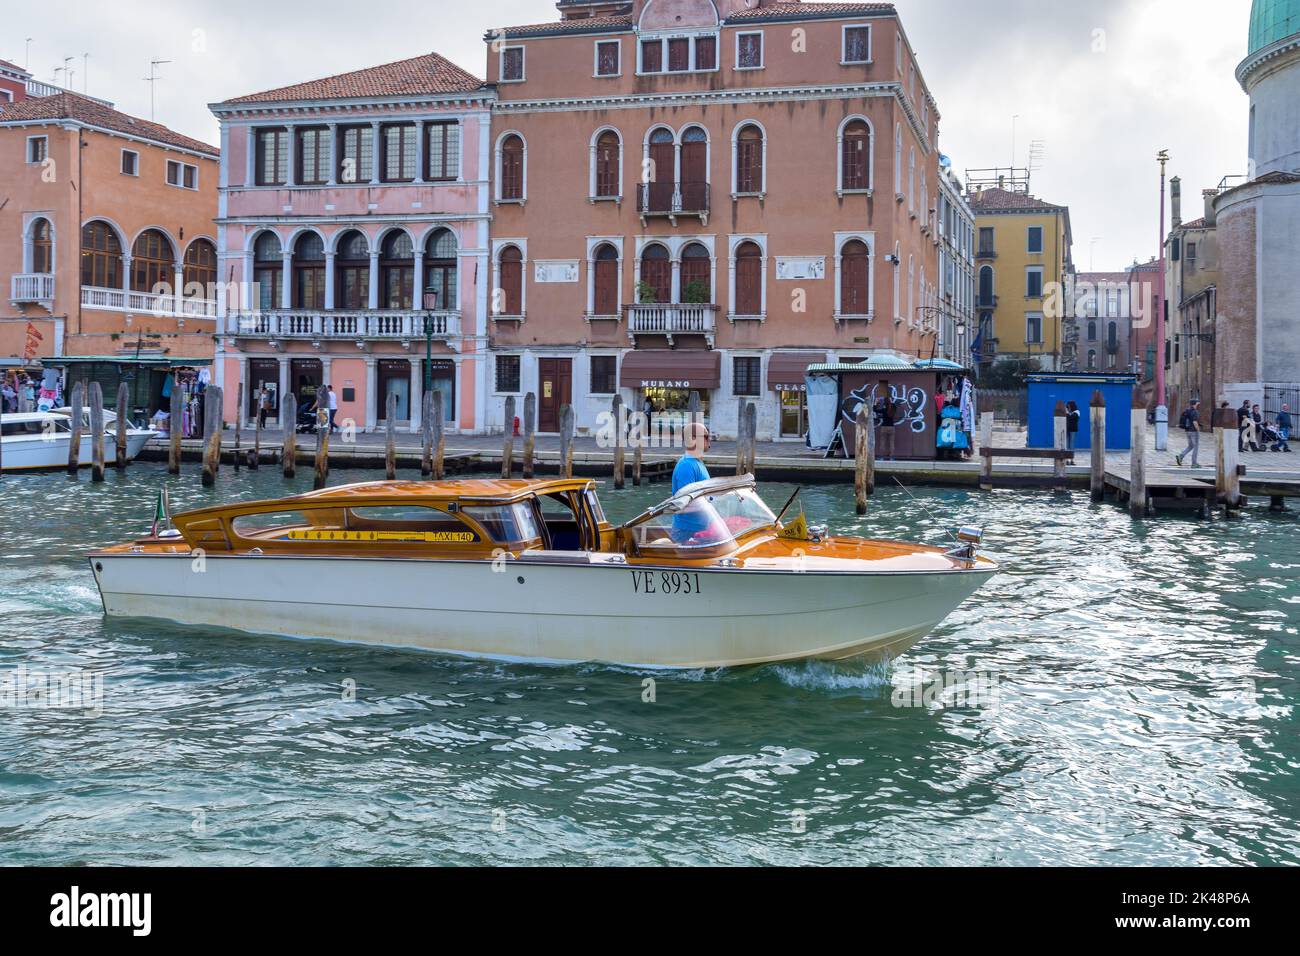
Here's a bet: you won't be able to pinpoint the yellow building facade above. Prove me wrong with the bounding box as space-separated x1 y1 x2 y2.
969 188 1073 372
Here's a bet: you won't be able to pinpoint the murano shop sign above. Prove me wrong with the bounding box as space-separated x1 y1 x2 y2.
640 380 695 389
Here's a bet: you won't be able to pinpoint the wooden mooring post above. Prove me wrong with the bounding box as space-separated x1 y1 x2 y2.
201 385 223 487
854 407 871 515
501 396 516 479
420 392 434 477
1053 400 1068 494
1214 405 1243 518
313 404 329 490
114 382 129 470
168 375 183 475
521 392 536 479
744 401 758 475
1089 390 1106 503
385 392 398 480
977 392 995 492
560 404 575 478
233 382 243 472
250 392 262 470
736 398 748 476
1129 386 1148 518
431 392 445 480
66 380 84 476
612 394 625 490
281 392 297 479
632 428 644 487
89 382 106 482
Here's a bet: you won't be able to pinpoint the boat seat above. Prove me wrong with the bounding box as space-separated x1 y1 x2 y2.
518 550 594 564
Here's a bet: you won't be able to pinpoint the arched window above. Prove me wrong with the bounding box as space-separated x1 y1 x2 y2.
81 221 122 289
32 218 53 273
680 126 707 211
380 231 413 309
253 232 282 311
1087 349 1097 369
979 265 994 305
131 229 175 294
335 230 369 310
840 240 870 316
841 120 870 191
680 242 711 303
734 241 762 316
595 131 620 199
423 229 457 311
500 134 524 201
735 124 763 195
292 232 325 310
1107 321 1118 349
498 245 523 316
645 128 675 212
1087 320 1097 341
593 243 619 316
639 244 671 303
182 239 216 296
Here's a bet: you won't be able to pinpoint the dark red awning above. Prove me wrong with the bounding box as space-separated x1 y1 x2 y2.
620 350 721 390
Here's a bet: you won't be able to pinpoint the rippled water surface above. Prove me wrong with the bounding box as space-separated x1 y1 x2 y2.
1 463 1297 865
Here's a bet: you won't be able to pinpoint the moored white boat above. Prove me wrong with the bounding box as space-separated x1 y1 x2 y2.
1 410 157 471
89 476 998 668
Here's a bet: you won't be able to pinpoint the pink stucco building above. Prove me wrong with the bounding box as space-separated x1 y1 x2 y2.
484 0 943 440
210 53 493 434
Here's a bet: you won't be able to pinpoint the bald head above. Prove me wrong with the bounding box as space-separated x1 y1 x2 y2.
683 421 711 456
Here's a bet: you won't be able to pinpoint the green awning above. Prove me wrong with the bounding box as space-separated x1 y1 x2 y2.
50 356 213 367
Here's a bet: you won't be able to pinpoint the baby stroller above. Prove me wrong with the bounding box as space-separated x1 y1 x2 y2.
296 398 323 434
1259 420 1287 451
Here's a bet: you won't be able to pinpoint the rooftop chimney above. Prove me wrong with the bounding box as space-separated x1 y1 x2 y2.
1170 176 1182 229
1203 189 1220 226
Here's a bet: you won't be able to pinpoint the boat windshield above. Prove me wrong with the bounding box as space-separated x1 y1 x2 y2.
462 502 544 545
632 488 777 551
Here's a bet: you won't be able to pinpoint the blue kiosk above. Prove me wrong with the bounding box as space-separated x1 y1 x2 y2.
1026 373 1138 451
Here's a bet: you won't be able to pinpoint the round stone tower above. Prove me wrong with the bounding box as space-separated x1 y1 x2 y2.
1238 0 1300 176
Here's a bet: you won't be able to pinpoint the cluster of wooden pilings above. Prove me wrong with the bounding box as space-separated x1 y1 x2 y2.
4 377 131 482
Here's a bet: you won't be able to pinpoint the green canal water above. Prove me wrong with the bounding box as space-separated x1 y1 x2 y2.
0 463 1297 866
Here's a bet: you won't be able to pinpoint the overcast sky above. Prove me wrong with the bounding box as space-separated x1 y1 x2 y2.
6 0 1251 272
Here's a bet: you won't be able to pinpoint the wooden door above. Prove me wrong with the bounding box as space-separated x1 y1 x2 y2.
538 358 572 433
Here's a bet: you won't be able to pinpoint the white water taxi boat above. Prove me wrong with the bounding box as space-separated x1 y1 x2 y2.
89 476 997 668
1 410 157 471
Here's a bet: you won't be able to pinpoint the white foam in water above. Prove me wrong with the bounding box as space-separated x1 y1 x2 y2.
769 658 895 692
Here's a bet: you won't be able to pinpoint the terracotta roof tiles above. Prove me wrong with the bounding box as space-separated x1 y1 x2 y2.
220 52 484 105
0 91 217 155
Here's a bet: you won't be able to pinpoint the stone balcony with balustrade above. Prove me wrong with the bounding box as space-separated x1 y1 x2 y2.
81 285 218 319
227 309 462 351
625 303 717 347
10 273 56 306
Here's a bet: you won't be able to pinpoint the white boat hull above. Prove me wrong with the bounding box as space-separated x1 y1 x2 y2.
90 552 994 668
2 431 154 471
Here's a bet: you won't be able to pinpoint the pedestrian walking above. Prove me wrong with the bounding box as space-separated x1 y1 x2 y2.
1175 399 1201 468
1065 400 1081 463
1274 404 1293 453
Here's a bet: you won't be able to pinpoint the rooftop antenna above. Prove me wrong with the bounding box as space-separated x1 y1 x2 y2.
144 58 171 121
25 38 32 70
1089 237 1101 272
62 56 74 89
52 64 64 85
83 53 89 93
1011 114 1020 169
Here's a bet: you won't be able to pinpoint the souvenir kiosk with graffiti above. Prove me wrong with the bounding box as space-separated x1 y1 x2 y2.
805 356 974 461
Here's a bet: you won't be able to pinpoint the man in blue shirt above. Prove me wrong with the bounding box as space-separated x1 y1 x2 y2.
1274 404 1292 453
671 422 712 542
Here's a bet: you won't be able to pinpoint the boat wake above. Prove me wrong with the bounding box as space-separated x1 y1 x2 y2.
766 658 896 693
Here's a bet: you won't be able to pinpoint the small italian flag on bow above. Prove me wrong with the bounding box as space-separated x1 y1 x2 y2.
150 488 171 537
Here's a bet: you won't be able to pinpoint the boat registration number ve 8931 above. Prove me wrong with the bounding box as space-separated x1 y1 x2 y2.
631 570 703 595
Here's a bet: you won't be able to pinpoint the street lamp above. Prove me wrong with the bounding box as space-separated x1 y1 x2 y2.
422 290 438 396
1155 148 1170 451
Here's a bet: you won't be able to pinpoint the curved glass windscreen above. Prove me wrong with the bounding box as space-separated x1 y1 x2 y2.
633 488 776 550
